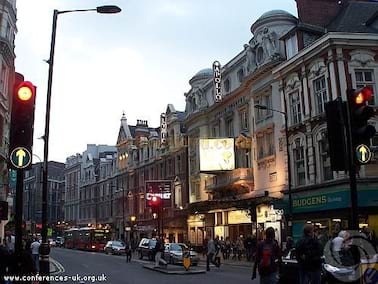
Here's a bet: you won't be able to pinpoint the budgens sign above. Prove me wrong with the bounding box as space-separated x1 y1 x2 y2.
292 191 349 213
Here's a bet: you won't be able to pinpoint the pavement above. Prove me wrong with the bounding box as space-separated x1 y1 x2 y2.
142 254 253 274
197 254 253 268
143 263 206 274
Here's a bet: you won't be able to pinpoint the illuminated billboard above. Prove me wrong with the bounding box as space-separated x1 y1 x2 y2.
145 180 172 208
199 138 235 171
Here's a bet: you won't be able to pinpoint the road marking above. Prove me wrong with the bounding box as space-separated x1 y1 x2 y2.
50 257 65 275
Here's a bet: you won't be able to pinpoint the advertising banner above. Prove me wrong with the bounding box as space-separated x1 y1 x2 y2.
145 180 172 208
199 138 235 171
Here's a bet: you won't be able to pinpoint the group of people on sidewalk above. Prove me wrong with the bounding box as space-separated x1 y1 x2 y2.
250 224 323 284
203 234 257 262
0 234 43 284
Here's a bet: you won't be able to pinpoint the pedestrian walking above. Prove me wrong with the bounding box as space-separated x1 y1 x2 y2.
236 236 244 260
245 235 253 261
206 237 220 271
125 241 132 262
154 236 167 268
5 233 15 254
284 236 294 256
214 236 221 268
296 224 323 284
225 237 231 260
252 227 281 284
30 238 41 273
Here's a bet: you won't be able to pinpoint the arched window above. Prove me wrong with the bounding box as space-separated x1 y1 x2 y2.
237 68 244 83
293 137 306 186
174 177 182 208
224 78 231 93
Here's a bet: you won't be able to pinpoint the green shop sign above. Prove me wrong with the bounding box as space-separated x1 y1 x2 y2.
292 188 378 213
292 191 349 213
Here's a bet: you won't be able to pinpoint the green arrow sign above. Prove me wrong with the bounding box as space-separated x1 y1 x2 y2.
10 147 31 169
356 144 372 164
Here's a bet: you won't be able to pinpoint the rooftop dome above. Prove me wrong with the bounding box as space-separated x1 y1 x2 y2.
251 9 297 34
189 68 213 86
259 9 293 20
194 68 213 77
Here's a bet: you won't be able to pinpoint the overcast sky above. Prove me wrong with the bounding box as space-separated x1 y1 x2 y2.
15 0 297 163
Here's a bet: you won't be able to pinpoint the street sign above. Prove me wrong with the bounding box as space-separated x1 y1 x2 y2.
356 144 372 164
10 147 32 169
183 251 191 271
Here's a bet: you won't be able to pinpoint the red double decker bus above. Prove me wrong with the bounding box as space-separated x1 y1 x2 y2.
64 227 111 252
63 228 79 249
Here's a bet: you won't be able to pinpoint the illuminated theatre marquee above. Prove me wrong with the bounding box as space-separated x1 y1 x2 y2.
199 138 235 171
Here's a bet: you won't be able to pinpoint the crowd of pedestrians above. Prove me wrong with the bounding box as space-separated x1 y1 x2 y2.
247 224 378 284
0 232 39 284
203 234 258 262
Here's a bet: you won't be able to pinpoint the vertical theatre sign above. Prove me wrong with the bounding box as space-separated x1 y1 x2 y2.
145 180 172 208
213 61 222 103
160 113 167 144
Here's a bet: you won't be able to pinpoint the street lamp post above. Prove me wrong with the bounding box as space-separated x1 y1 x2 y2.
40 5 121 277
122 186 125 241
254 104 293 236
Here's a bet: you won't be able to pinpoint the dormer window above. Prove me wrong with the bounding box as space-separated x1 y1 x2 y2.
237 68 244 83
285 34 298 59
224 78 231 93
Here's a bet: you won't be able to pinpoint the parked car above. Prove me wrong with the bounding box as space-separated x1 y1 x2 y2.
279 248 326 284
56 236 64 247
137 238 157 260
104 241 126 255
163 243 199 265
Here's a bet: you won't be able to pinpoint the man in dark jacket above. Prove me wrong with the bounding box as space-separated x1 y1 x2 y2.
252 227 281 284
296 224 323 284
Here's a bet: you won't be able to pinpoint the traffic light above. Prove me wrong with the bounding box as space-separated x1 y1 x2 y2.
148 195 161 213
325 99 348 171
9 80 36 154
347 87 376 150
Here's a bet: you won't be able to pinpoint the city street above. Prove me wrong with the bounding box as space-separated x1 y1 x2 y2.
50 247 256 284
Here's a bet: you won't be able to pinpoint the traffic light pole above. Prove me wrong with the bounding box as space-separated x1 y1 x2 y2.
15 170 24 255
345 94 359 230
40 9 59 279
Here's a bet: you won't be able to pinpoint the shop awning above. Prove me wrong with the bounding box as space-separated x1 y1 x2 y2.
187 196 285 214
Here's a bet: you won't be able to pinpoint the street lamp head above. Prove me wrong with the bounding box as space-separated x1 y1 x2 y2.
254 104 267 110
96 5 121 14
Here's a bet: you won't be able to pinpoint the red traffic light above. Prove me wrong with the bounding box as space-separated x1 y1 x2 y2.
354 86 373 104
9 79 37 165
147 195 161 208
15 81 35 102
151 196 161 205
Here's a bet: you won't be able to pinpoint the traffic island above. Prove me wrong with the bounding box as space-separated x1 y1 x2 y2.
143 264 206 274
